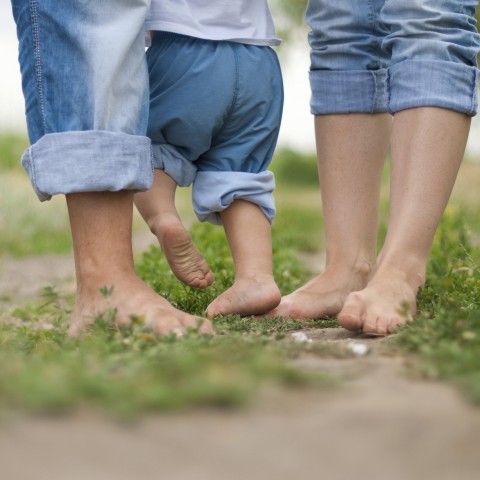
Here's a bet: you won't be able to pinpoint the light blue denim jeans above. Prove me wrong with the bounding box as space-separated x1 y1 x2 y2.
307 0 480 115
11 0 153 201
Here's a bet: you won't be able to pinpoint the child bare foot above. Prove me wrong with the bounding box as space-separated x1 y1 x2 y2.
338 266 421 336
69 274 213 336
150 213 214 289
265 264 372 320
134 170 213 289
206 274 281 317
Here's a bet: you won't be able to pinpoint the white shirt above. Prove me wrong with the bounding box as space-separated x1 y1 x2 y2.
146 0 280 47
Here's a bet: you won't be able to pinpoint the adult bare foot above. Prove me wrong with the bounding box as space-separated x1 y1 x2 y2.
69 274 213 336
67 191 212 337
206 274 281 317
150 213 214 289
265 265 372 320
337 266 421 335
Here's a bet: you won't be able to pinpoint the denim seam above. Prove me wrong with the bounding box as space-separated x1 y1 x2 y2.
386 68 392 114
368 71 375 114
263 48 284 167
367 0 384 111
218 43 240 135
29 0 47 136
366 0 376 66
469 68 478 115
383 0 393 12
464 0 479 65
149 144 155 172
26 146 38 192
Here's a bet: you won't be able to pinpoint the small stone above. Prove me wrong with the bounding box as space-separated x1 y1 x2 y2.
291 331 313 344
347 341 369 356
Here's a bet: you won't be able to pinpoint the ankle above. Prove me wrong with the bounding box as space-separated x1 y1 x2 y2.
147 211 181 236
376 256 426 289
234 271 276 284
325 256 375 284
76 261 136 293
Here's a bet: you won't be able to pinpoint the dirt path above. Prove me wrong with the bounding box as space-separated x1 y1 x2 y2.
1 243 480 479
0 231 156 307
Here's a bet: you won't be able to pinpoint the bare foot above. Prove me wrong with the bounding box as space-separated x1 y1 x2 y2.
338 267 421 336
265 265 372 320
69 275 213 336
150 213 214 289
206 275 281 317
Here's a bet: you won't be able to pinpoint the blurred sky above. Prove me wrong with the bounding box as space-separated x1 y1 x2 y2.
1 3 479 156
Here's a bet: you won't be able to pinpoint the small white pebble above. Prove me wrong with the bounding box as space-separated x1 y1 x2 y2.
172 328 185 338
291 332 313 344
347 341 369 356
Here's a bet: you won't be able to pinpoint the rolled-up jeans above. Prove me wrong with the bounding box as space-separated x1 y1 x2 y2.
307 0 480 115
11 0 153 201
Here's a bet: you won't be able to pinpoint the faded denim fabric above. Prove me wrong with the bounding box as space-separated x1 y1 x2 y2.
307 0 480 115
11 0 153 201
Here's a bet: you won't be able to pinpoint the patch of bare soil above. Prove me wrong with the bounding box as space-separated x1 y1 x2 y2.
0 231 157 307
0 254 75 306
1 245 480 480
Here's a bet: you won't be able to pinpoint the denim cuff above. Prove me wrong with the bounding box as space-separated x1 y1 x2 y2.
309 69 389 114
388 60 479 116
192 170 276 225
22 131 153 201
151 142 197 187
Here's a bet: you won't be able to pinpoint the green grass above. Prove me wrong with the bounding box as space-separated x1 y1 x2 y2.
0 307 334 419
0 134 72 256
0 221 337 419
0 144 324 258
137 221 319 308
0 171 72 257
2 135 480 415
395 209 480 403
270 148 319 188
0 141 339 418
0 133 29 172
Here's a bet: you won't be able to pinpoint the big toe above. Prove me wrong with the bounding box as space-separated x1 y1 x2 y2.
206 298 230 318
337 293 365 331
187 271 214 289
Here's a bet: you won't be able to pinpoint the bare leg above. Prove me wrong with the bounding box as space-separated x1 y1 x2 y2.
267 113 391 319
206 199 281 317
339 107 471 335
67 190 212 335
134 170 213 288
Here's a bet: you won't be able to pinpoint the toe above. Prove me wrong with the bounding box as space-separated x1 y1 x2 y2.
338 312 364 332
363 315 387 336
196 317 214 334
337 293 364 331
180 313 214 334
265 298 298 319
146 311 184 336
386 316 405 334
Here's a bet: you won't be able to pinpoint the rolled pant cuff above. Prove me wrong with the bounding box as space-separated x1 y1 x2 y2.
388 60 479 116
22 131 153 201
309 69 389 114
192 171 276 226
151 143 197 187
